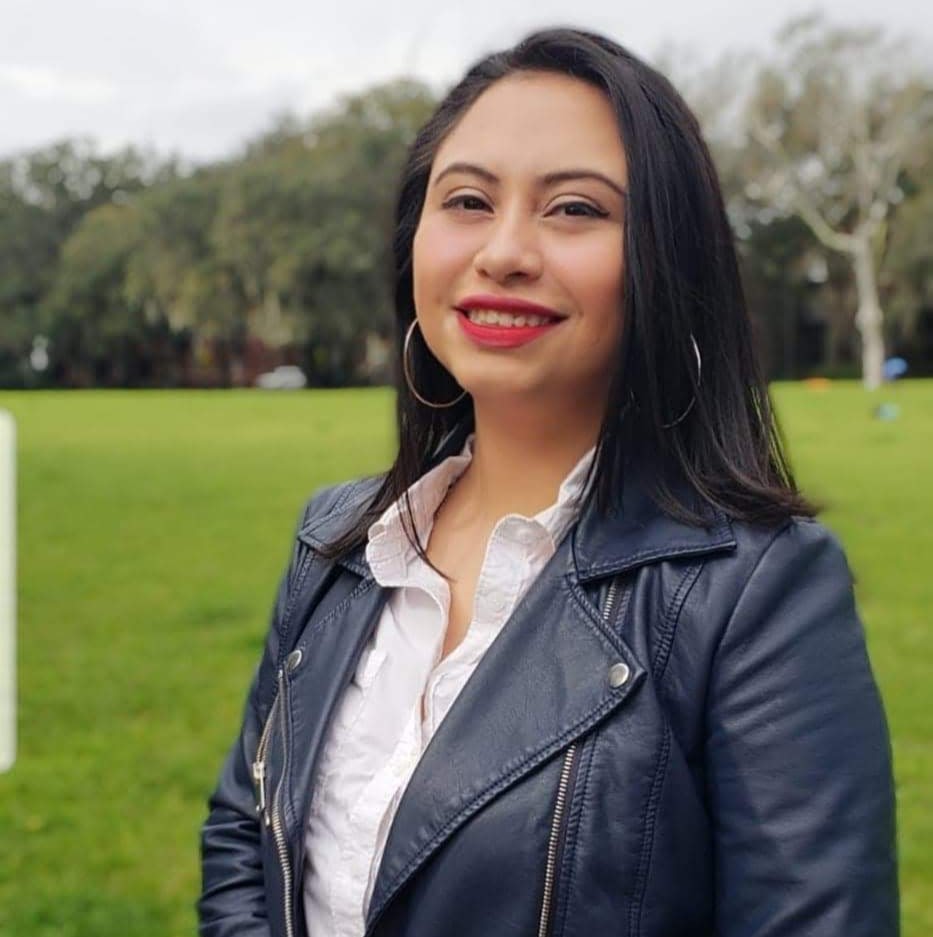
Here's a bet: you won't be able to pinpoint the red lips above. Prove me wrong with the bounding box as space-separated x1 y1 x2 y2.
456 294 564 319
453 294 566 348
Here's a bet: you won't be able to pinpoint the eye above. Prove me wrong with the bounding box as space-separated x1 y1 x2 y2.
440 194 610 219
441 194 490 212
550 201 609 219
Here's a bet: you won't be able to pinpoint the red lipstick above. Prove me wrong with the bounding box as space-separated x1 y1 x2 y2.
455 294 565 349
457 294 564 317
456 312 561 348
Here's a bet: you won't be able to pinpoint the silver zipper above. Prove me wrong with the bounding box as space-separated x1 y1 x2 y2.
537 742 578 937
272 665 295 937
536 575 624 937
251 667 296 937
603 579 621 624
252 675 280 821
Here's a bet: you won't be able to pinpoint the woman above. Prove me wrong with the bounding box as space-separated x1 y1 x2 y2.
199 27 898 937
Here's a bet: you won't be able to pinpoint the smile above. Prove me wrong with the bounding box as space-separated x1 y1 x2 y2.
456 308 564 348
462 309 557 328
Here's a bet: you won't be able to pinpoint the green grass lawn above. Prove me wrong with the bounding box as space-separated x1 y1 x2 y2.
0 384 929 936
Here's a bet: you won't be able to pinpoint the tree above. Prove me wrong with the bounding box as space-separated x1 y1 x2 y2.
882 182 933 337
0 140 177 387
123 169 228 383
211 79 437 385
740 15 933 388
40 201 147 386
0 175 57 384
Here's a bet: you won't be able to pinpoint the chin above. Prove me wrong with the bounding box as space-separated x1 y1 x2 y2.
457 369 552 404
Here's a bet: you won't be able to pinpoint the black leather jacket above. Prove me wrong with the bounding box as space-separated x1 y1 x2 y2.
199 454 898 937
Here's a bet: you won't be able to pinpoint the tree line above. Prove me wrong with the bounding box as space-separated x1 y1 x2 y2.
1 16 930 390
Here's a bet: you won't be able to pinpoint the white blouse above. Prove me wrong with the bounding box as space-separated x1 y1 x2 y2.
301 434 596 937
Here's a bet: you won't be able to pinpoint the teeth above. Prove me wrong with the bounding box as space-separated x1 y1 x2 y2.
464 309 555 328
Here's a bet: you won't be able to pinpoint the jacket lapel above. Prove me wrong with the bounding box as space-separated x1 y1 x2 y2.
280 426 479 838
278 553 388 856
364 535 645 930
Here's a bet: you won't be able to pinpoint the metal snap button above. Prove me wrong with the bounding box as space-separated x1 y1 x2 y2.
608 662 630 688
286 649 303 672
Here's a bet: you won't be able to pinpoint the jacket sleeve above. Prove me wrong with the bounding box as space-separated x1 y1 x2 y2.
705 519 898 937
197 497 316 937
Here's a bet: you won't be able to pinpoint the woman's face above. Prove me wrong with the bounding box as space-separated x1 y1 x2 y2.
412 70 628 412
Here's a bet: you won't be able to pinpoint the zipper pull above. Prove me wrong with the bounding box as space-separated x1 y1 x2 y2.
252 666 284 826
253 758 267 817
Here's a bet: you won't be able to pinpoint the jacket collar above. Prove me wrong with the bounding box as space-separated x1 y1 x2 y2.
570 459 736 581
298 423 737 582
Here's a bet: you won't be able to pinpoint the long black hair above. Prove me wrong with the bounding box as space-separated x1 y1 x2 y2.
317 26 814 565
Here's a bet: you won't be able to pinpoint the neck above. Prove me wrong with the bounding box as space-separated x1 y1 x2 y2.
457 396 603 522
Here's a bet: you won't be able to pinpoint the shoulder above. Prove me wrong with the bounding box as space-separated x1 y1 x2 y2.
665 513 861 670
725 514 853 595
294 474 387 546
702 514 863 666
693 511 852 595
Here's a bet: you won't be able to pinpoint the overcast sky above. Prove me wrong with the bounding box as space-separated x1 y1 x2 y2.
2 0 930 162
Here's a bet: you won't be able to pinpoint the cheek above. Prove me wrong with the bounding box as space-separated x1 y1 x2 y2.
413 215 477 307
554 237 625 337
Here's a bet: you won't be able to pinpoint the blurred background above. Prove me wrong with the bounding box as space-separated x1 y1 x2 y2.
0 2 930 935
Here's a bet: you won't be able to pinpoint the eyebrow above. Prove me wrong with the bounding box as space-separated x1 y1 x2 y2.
432 161 628 199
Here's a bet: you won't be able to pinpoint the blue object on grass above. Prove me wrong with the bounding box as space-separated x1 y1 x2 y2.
883 357 908 381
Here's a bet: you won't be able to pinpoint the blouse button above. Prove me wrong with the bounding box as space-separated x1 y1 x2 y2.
608 662 630 688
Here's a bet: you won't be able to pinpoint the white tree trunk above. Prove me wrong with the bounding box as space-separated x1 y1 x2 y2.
852 236 885 391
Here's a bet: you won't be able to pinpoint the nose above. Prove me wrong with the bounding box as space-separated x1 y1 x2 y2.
472 208 543 284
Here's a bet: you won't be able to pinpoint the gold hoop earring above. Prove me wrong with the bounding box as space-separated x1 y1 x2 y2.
662 334 702 429
403 319 467 409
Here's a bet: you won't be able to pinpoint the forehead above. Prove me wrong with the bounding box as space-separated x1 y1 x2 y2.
431 71 628 183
